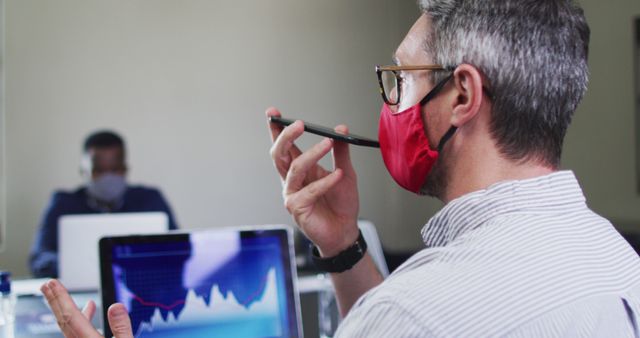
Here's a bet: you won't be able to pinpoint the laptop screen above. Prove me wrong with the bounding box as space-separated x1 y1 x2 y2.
59 212 169 291
99 227 301 338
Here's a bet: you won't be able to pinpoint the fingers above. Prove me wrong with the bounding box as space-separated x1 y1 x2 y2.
107 304 134 338
82 300 96 321
332 125 355 176
285 169 344 215
269 116 304 179
284 138 333 194
266 107 353 190
265 107 283 143
41 279 101 338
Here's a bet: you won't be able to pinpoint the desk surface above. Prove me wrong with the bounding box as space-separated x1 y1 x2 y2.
13 275 332 297
8 276 332 338
10 292 102 338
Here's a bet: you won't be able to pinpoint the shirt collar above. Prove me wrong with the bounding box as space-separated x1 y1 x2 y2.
421 170 586 248
84 187 127 212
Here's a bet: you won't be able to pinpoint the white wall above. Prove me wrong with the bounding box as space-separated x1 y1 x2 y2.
0 0 419 277
0 0 5 252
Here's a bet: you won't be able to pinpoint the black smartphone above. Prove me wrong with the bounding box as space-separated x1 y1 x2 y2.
269 116 380 148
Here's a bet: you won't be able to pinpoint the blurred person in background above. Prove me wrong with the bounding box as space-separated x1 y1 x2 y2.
30 130 178 278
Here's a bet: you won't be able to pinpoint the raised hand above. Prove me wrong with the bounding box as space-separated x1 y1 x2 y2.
266 107 360 256
40 279 134 338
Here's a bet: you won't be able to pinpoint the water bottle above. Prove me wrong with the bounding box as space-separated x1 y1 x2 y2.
0 271 16 327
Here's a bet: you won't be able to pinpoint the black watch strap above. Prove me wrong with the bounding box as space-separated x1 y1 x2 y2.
310 230 367 273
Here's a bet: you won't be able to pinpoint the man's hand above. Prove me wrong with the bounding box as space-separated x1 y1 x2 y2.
266 107 360 257
40 279 134 338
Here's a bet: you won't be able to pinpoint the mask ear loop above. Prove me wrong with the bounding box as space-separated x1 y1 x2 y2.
419 73 457 153
437 126 458 153
419 73 454 106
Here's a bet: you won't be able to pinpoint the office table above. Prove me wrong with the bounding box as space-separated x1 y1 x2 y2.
3 275 334 338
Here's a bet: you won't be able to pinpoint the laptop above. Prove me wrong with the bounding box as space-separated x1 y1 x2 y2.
58 212 169 291
98 226 302 338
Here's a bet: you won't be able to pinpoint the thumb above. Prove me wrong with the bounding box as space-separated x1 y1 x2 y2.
107 303 134 338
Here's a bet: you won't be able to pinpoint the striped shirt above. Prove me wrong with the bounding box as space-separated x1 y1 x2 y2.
336 171 640 337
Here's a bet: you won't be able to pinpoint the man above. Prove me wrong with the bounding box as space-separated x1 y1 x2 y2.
30 130 178 278
39 0 640 337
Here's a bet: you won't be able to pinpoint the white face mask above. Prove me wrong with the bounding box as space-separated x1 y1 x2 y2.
87 173 127 203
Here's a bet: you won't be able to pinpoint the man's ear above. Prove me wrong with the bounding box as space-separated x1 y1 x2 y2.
79 154 92 178
450 64 486 127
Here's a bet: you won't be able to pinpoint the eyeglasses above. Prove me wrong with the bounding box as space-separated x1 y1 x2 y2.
375 65 454 105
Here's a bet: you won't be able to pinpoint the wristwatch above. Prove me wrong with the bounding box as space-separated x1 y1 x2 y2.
310 230 368 273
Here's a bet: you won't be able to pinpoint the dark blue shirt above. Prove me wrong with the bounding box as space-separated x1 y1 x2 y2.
29 185 178 278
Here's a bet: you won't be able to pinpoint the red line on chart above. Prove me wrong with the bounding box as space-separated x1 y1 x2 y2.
238 271 271 307
131 269 273 310
133 295 186 311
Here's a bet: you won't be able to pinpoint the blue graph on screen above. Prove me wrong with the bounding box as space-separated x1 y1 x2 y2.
110 231 292 338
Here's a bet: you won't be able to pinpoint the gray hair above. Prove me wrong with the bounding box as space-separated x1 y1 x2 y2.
419 0 590 167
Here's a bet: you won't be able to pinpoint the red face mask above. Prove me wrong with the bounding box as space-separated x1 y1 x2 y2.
378 75 456 194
